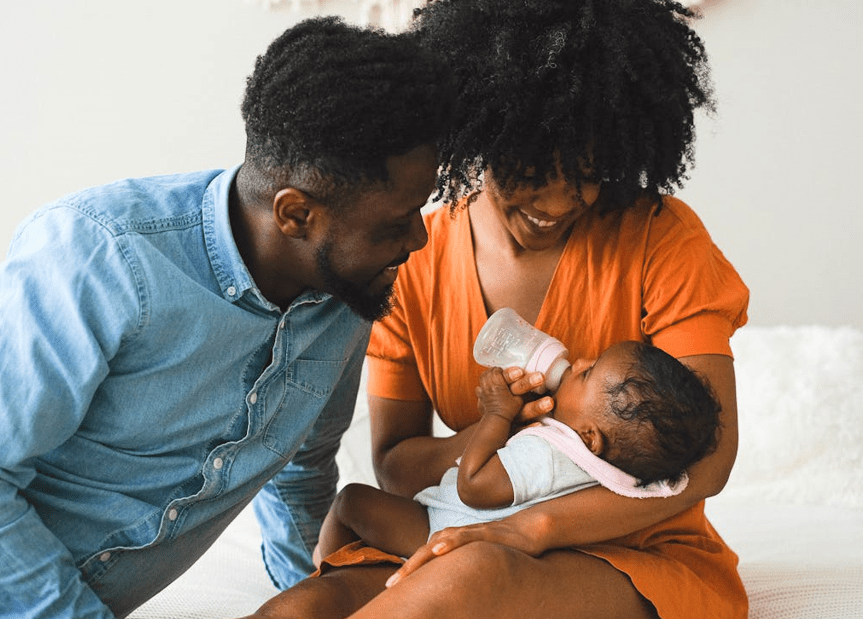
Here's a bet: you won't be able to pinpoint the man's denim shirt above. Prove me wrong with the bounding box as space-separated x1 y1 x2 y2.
0 167 371 619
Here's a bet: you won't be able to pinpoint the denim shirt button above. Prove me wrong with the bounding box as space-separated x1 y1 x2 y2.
99 552 111 562
167 508 178 521
249 392 258 404
213 457 224 470
226 285 237 297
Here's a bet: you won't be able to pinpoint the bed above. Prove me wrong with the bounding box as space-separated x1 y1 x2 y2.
130 325 863 619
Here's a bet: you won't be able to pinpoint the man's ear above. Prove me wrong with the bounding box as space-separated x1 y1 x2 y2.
273 187 321 239
577 424 606 457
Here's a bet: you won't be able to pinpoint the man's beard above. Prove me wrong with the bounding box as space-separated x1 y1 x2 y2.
315 239 395 322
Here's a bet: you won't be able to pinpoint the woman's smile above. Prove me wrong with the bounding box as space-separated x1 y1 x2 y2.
521 210 560 229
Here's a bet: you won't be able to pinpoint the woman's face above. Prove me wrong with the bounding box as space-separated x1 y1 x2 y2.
484 168 601 252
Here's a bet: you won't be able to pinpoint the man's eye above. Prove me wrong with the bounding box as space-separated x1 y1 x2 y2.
371 222 410 243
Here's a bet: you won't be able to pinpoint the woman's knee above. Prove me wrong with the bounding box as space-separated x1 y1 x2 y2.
424 541 530 591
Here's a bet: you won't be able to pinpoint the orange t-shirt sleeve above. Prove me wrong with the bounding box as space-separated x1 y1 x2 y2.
366 275 429 402
641 198 749 358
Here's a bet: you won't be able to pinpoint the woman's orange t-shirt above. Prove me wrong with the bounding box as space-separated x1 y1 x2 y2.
364 194 750 619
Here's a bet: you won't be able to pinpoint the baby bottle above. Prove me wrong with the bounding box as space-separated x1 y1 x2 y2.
473 307 571 392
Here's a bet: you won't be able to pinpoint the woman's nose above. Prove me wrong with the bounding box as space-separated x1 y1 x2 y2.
531 193 574 219
530 178 583 218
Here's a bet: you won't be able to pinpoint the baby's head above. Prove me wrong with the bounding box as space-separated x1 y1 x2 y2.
553 341 721 487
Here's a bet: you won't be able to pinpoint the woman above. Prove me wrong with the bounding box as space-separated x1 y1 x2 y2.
244 1 749 617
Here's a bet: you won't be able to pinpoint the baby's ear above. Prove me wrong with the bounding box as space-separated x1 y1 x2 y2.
577 425 606 457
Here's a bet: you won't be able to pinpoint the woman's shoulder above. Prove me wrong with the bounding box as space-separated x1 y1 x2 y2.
612 193 704 226
598 193 713 250
656 194 710 229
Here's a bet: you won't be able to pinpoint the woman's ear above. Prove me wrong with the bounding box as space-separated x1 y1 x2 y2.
273 187 319 239
577 424 606 457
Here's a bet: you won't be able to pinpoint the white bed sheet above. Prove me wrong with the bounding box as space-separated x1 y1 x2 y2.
129 325 863 618
130 497 863 619
706 498 863 619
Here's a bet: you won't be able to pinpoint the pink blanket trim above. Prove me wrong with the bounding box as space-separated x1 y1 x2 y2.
512 417 688 498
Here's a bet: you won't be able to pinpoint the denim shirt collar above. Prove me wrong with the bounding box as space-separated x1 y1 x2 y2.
202 164 331 314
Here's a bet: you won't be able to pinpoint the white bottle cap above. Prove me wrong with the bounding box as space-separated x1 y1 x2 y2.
525 338 569 392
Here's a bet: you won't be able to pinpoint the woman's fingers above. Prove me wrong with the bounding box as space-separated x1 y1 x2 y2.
516 396 554 422
502 367 545 395
385 520 542 588
384 542 437 588
387 525 479 586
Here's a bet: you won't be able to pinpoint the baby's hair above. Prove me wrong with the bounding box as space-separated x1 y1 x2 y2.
601 342 721 487
411 0 714 213
240 16 452 208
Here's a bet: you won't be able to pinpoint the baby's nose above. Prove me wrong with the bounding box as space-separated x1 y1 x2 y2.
569 357 596 375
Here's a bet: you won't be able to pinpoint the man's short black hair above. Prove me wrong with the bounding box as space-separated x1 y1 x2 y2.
241 16 452 207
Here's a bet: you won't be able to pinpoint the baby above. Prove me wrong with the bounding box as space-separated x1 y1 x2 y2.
314 340 721 564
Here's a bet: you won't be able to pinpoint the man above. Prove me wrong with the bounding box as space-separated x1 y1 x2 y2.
0 17 451 618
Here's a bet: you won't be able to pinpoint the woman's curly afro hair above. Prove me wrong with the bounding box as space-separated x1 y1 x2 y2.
411 0 715 212
241 16 452 206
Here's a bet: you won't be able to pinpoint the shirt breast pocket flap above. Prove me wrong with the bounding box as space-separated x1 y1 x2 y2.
263 358 346 457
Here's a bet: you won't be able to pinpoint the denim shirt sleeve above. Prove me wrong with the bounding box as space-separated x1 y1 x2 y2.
0 205 141 619
253 335 368 589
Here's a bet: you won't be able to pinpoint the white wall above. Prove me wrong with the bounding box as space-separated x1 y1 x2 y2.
2 0 861 328
683 0 863 328
0 0 359 237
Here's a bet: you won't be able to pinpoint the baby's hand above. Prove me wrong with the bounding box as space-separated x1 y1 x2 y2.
475 368 527 423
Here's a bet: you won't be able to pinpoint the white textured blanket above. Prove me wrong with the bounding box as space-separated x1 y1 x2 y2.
727 325 863 509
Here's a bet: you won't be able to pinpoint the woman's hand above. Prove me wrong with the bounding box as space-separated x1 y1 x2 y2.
497 367 554 424
385 518 545 588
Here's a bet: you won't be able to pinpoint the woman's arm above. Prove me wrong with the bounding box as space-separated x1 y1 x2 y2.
369 395 473 497
387 353 737 584
370 369 550 499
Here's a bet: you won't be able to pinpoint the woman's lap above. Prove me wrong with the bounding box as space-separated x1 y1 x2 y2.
354 543 658 619
258 542 658 619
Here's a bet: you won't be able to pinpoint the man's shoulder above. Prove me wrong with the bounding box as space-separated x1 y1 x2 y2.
48 169 225 233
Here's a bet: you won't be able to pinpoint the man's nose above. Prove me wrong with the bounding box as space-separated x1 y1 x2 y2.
405 211 428 253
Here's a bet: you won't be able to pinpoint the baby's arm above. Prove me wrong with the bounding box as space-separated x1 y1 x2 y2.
316 483 431 564
456 368 530 509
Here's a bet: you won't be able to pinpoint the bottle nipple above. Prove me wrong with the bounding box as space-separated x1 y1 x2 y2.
544 356 571 392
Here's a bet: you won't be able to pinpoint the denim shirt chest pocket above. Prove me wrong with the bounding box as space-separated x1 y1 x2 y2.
262 357 346 458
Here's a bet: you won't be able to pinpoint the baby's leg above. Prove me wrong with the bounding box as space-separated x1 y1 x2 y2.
318 483 430 561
